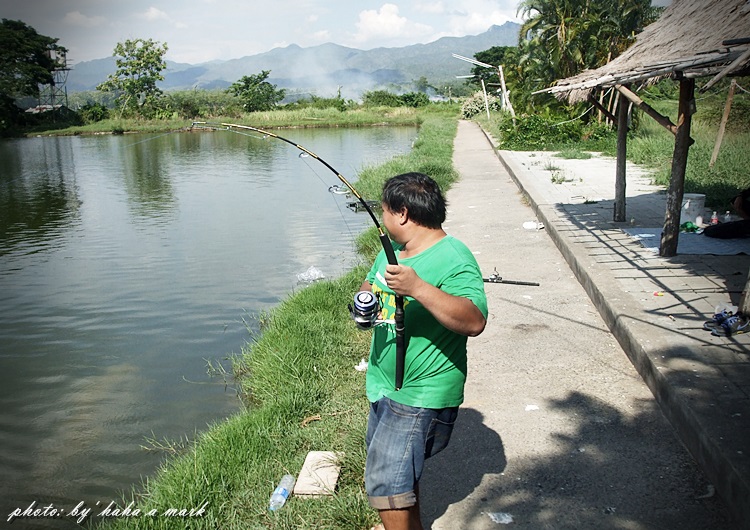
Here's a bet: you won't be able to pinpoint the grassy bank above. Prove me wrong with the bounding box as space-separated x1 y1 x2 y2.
96 105 459 530
24 106 430 137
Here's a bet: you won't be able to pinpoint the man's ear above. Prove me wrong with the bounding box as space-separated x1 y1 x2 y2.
399 208 409 225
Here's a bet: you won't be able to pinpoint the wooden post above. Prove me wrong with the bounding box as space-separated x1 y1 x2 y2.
660 78 696 257
607 90 618 127
497 65 516 126
614 92 630 222
741 268 750 315
710 79 736 168
480 79 490 120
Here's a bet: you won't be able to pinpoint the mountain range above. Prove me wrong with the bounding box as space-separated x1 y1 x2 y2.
65 22 521 98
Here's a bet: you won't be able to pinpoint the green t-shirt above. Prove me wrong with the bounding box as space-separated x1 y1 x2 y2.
365 235 488 408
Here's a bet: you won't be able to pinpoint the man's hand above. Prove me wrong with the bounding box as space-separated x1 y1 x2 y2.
384 264 422 297
384 265 486 337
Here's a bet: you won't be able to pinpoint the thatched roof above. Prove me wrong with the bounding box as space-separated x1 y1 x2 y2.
538 0 750 103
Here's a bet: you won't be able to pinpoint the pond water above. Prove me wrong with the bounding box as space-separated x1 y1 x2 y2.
0 125 416 527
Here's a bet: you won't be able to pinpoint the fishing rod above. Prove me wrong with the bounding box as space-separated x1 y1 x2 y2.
190 121 407 391
484 268 540 286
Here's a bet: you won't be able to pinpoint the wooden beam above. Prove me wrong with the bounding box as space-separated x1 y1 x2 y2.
701 47 750 93
616 84 678 135
614 94 629 222
588 94 617 124
660 78 696 257
710 79 736 167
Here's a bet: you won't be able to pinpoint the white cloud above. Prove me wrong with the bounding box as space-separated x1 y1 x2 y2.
312 30 331 42
352 3 432 45
141 7 170 22
62 11 106 28
138 6 188 28
415 2 446 15
451 9 512 35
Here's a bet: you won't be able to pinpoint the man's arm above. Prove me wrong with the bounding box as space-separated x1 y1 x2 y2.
384 264 486 337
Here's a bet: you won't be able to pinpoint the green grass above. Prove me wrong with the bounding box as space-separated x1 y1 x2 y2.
25 105 438 137
554 148 593 159
620 95 750 209
95 106 460 530
480 83 750 210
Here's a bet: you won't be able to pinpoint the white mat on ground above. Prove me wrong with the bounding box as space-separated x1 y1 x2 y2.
622 227 750 255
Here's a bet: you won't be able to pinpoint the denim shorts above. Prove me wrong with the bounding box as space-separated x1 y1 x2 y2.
365 396 458 510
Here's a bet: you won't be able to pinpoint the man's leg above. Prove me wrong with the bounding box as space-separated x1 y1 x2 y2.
377 483 422 530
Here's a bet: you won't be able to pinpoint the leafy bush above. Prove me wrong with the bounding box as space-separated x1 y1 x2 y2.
78 102 109 123
161 89 241 119
461 91 502 119
362 90 403 107
400 92 430 108
493 113 616 150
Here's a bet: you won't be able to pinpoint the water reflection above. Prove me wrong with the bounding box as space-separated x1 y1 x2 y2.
0 138 81 257
0 126 416 526
122 136 176 219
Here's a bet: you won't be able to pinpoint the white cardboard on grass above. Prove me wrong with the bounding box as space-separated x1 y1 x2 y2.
293 451 342 497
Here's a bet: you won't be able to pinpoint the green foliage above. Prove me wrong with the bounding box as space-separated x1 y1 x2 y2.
491 113 615 150
492 0 663 112
469 46 522 91
226 70 285 112
641 79 679 101
78 101 109 123
362 90 431 108
283 95 349 112
518 0 658 83
97 38 168 119
0 19 65 98
399 92 430 108
412 76 432 93
161 89 241 119
362 90 403 107
0 19 66 132
554 148 593 159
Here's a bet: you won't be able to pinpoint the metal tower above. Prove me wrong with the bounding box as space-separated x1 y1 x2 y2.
38 48 71 110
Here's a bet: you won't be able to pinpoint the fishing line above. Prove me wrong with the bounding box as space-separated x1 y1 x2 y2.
123 127 191 148
190 121 406 390
296 150 358 245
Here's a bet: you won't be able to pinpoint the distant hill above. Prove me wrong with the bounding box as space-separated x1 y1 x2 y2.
66 22 521 98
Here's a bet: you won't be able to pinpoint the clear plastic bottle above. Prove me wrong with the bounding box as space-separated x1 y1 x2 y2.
724 210 732 223
711 211 719 225
269 474 295 511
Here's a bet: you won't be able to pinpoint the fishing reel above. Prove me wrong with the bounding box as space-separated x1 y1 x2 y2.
349 291 381 330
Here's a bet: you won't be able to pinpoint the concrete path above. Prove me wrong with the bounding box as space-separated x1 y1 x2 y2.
418 120 747 529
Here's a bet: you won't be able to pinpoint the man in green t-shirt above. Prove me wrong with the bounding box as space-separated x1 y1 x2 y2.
357 172 488 530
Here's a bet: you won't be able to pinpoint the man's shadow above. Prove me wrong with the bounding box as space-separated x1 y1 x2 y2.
419 407 506 527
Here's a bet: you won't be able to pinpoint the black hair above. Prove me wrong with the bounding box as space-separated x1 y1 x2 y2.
381 172 446 229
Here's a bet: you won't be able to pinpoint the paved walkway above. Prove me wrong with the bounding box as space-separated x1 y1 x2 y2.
444 120 750 527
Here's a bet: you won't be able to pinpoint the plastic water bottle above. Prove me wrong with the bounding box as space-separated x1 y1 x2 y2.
711 211 719 225
269 474 295 511
724 211 732 223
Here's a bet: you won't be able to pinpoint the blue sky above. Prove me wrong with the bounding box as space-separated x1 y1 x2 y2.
1 1 524 64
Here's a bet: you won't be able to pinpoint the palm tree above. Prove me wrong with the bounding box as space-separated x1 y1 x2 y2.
517 0 659 85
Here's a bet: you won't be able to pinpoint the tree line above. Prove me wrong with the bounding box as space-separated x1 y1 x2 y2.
1 0 663 133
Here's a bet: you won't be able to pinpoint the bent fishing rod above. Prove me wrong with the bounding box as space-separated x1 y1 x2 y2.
191 121 407 391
